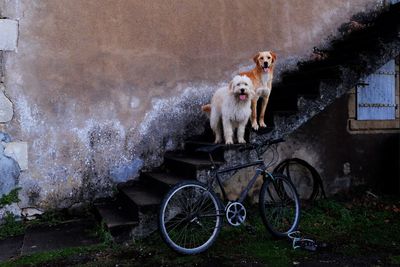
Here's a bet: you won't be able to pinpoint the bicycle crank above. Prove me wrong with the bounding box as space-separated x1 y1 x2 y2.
226 202 246 226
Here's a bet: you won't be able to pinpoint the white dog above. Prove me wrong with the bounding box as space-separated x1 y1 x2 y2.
209 75 254 144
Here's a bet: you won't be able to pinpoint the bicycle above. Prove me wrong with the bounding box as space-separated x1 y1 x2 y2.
158 138 301 255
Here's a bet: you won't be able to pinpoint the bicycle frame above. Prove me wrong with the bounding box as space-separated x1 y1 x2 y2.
209 158 276 208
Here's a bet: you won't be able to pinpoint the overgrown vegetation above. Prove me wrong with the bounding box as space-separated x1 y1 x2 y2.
0 188 24 240
0 204 93 241
0 212 24 240
91 222 114 246
1 193 399 266
0 188 21 208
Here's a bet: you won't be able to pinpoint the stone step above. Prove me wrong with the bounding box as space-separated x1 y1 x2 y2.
278 79 321 95
143 171 187 186
94 200 138 242
281 65 342 83
141 171 189 193
267 91 298 113
182 141 225 161
94 201 138 229
118 185 162 213
164 152 224 178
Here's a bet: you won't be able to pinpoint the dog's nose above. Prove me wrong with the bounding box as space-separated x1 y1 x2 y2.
263 62 269 68
240 88 245 93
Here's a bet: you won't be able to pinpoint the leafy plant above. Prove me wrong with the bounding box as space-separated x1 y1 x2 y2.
0 188 21 208
92 222 113 246
0 212 25 240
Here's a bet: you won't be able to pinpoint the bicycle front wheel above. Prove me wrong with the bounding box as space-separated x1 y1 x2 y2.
259 173 300 238
159 181 222 255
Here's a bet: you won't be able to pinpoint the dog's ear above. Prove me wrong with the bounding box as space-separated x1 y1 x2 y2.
228 81 234 93
252 52 260 64
270 51 277 63
248 82 255 98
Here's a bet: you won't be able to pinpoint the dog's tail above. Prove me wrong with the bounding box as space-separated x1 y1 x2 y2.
201 104 211 113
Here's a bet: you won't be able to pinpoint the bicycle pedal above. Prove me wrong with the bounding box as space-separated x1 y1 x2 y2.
295 240 318 252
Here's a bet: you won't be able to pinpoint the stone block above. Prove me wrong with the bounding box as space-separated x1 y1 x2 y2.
0 85 13 122
4 142 28 171
0 19 18 51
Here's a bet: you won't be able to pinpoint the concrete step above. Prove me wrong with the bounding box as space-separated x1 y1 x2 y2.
94 201 138 229
267 91 298 113
94 200 138 243
141 171 189 193
142 172 187 188
164 152 224 178
119 185 162 213
278 80 321 96
281 65 342 83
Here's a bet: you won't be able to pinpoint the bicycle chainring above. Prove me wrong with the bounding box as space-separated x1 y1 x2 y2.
225 202 246 226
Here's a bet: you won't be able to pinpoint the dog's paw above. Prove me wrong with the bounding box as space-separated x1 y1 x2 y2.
252 122 259 131
238 139 246 144
259 121 267 128
225 139 234 145
214 138 222 144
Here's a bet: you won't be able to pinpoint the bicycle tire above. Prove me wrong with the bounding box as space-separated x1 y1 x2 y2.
159 180 222 255
259 173 301 238
274 158 326 201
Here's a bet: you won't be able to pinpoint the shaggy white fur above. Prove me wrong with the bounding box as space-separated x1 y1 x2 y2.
210 75 254 144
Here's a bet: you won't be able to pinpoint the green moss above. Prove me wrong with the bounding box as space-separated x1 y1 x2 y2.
0 188 21 208
0 212 25 240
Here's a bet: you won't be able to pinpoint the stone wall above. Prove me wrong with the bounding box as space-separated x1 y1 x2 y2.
277 94 399 196
0 0 384 213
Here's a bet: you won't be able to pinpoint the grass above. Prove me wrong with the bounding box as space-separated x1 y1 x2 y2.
0 244 107 267
1 193 399 266
300 197 400 257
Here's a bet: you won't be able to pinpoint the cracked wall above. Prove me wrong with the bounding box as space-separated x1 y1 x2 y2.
0 0 383 212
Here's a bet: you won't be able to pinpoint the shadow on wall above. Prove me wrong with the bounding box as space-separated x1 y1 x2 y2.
276 95 400 195
376 134 399 194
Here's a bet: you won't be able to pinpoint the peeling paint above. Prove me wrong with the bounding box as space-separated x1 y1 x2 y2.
0 0 391 210
0 141 20 197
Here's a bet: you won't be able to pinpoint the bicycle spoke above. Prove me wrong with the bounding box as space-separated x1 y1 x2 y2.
260 175 300 237
160 182 221 254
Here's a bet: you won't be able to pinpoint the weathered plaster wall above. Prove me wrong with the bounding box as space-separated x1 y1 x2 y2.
0 0 382 210
276 94 400 196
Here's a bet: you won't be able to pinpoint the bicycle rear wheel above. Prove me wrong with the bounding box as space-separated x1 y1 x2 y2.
159 181 222 255
259 173 300 238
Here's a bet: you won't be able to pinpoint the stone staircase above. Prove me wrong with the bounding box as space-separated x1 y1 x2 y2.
94 4 400 242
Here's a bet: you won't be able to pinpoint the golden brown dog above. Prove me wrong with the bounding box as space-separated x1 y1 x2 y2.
239 51 276 130
202 51 276 130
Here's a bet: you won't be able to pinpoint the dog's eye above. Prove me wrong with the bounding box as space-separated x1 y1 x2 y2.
259 57 264 60
267 56 271 59
244 83 248 86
